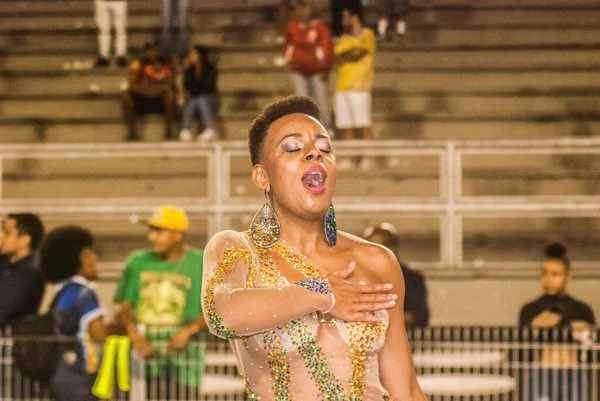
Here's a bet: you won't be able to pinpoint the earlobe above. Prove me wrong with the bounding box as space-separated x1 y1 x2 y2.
251 164 270 192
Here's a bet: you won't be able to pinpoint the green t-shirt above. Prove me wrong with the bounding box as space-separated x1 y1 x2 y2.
114 248 205 387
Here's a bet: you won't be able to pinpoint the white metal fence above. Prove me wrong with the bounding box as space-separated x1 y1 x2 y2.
1 326 598 401
0 328 245 401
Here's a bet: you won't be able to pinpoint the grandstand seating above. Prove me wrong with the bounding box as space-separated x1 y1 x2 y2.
0 0 599 267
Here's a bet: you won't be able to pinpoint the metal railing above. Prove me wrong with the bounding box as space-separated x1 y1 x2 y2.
0 328 245 401
0 139 598 273
1 326 598 401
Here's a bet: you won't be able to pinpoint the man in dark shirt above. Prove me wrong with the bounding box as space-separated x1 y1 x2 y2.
364 223 430 327
0 213 45 330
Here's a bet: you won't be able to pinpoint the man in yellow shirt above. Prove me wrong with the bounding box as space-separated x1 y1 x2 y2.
334 6 376 170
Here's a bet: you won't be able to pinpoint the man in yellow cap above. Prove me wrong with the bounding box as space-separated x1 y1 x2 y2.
113 205 206 398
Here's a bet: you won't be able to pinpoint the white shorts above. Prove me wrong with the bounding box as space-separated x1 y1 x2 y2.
335 91 372 129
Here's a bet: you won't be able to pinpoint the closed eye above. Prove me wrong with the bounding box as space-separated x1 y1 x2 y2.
319 148 331 153
286 148 302 153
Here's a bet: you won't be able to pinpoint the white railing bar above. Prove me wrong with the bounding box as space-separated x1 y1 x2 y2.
459 148 600 156
0 138 597 154
4 199 600 216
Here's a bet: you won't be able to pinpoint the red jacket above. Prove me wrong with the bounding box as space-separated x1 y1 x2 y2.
284 19 332 75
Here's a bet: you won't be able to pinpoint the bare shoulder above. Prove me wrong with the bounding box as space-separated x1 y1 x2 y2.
337 231 402 280
205 230 251 250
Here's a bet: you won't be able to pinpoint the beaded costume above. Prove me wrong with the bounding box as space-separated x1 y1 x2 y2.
202 230 391 401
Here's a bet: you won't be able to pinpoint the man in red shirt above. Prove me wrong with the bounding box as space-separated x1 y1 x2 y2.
122 40 177 141
284 1 333 133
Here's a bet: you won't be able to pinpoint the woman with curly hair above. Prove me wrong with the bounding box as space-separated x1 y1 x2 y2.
40 226 111 401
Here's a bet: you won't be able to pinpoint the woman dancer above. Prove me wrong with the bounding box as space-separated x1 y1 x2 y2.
202 95 425 400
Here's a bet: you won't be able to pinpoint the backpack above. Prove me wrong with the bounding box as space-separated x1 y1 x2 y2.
11 285 73 381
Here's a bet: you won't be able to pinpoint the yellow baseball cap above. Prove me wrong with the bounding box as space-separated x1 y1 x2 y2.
132 205 189 232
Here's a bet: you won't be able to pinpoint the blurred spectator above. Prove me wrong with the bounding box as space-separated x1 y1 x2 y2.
334 6 375 170
114 206 206 397
179 45 220 142
0 213 45 331
378 0 411 40
519 243 595 401
329 0 363 38
122 40 177 141
284 1 333 133
161 0 191 58
40 226 111 401
519 243 595 328
94 0 128 68
364 223 430 328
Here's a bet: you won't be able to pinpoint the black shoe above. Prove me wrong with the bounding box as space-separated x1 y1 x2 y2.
94 57 110 68
116 57 128 68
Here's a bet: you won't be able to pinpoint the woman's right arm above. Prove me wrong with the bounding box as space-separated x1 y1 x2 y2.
202 231 333 339
203 231 397 339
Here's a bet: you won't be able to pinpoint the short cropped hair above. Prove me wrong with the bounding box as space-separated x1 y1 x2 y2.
248 95 321 166
40 226 94 283
6 213 45 251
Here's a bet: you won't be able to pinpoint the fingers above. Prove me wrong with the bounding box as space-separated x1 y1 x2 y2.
354 300 397 312
357 293 398 304
357 283 394 293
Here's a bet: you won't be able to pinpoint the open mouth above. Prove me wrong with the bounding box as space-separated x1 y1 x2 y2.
301 166 327 194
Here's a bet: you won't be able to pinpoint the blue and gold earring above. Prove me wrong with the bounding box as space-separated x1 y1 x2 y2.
324 203 337 246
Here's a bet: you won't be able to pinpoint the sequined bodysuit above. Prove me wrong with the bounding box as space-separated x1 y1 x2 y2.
202 230 391 401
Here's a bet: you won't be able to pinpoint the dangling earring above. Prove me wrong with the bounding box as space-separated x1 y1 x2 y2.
324 202 337 246
250 189 281 249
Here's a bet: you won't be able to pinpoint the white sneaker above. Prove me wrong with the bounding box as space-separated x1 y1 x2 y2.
179 129 193 142
337 158 355 171
197 128 216 142
358 157 376 171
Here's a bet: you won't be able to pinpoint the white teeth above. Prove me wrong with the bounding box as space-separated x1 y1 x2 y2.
310 172 323 179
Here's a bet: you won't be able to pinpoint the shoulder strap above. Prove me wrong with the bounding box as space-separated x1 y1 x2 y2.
47 283 78 313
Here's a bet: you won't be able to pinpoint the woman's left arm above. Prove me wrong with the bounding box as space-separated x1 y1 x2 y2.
377 250 427 401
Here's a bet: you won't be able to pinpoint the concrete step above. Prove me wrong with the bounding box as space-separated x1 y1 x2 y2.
4 49 600 72
3 9 600 30
2 70 600 96
1 119 598 144
2 155 209 198
0 0 598 15
0 11 267 32
1 27 599 53
3 94 600 120
0 0 278 14
4 176 208 199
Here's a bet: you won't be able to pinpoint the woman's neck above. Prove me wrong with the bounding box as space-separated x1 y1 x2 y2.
277 214 327 256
